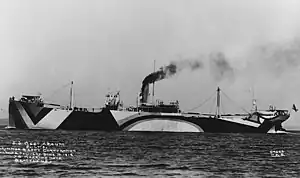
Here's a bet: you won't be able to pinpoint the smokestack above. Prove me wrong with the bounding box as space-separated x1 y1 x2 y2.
141 84 150 103
140 59 203 104
152 60 156 105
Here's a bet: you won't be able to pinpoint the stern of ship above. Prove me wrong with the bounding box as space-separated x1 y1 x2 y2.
8 95 46 129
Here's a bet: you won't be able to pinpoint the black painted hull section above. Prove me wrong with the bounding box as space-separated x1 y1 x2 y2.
57 109 119 131
190 118 271 133
9 100 27 129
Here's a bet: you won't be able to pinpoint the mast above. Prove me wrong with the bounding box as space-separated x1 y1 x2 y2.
152 60 155 105
69 81 74 109
251 86 257 112
216 87 221 118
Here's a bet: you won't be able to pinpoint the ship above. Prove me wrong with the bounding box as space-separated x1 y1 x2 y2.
7 80 294 133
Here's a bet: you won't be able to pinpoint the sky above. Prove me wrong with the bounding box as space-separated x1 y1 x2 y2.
1 0 300 129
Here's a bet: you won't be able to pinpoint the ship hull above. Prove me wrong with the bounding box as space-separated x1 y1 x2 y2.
8 100 120 130
8 100 290 133
112 111 289 133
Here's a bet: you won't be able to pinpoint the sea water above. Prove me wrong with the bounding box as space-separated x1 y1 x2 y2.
0 130 299 177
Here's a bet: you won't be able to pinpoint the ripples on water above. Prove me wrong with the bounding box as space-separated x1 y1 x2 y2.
0 130 299 177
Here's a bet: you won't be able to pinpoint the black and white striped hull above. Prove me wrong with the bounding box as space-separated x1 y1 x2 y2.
8 100 119 130
109 111 289 133
8 100 290 133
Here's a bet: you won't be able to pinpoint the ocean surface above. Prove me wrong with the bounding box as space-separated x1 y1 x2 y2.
0 129 299 178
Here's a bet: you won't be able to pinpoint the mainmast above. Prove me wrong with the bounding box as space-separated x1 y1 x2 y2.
69 81 74 109
216 87 221 118
251 87 257 112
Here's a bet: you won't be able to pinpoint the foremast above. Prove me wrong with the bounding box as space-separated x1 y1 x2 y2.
216 87 221 118
69 81 74 109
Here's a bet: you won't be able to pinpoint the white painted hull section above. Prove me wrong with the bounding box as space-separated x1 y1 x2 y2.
15 102 35 128
35 109 72 129
220 117 261 128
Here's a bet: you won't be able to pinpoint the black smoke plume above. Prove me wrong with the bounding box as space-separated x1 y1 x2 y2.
253 39 300 77
140 59 203 103
209 52 235 82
